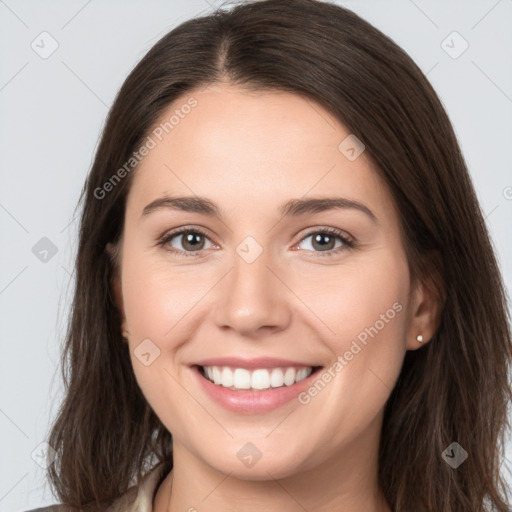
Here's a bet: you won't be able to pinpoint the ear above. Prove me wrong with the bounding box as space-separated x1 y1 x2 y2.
406 252 445 350
106 242 128 339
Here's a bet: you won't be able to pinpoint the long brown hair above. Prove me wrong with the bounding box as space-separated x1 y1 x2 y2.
46 1 512 510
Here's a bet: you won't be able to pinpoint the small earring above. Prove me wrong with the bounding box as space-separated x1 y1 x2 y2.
122 329 130 342
416 334 423 343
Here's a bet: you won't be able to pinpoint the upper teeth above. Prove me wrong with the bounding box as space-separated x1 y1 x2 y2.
203 366 313 390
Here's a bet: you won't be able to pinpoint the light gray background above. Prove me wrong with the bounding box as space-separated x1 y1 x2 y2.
1 0 511 509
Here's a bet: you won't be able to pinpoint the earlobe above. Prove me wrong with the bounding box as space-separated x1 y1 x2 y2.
406 261 445 351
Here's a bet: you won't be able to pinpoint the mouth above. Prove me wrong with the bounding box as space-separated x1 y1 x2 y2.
196 364 323 391
190 361 324 414
189 356 325 413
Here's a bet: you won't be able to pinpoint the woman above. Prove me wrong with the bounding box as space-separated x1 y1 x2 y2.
38 0 512 510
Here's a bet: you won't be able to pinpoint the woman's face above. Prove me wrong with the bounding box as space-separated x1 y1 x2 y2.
114 84 428 479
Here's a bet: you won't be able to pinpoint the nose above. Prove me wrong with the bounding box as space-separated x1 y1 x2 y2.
213 246 291 338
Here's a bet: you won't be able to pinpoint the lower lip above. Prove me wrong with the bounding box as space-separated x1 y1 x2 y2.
192 365 322 414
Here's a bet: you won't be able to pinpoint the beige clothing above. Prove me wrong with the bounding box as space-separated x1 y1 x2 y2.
24 462 168 512
106 462 168 511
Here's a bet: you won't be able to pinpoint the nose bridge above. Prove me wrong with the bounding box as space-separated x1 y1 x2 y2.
232 240 272 297
213 234 290 335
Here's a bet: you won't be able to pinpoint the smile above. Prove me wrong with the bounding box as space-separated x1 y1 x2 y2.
191 361 324 414
200 365 314 390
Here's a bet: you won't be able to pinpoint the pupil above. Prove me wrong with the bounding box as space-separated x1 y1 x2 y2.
184 233 203 251
313 233 334 251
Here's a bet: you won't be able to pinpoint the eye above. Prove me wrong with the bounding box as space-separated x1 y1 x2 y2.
295 227 354 257
158 226 354 258
158 227 215 257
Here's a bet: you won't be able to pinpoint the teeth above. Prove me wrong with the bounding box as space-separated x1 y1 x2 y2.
221 367 234 387
202 366 313 391
252 369 270 390
284 367 296 386
233 368 251 389
212 367 222 385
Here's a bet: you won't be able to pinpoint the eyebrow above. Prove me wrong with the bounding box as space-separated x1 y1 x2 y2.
141 195 378 224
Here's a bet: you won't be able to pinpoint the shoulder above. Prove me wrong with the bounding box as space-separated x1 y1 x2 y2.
23 507 69 512
23 463 168 512
105 461 168 511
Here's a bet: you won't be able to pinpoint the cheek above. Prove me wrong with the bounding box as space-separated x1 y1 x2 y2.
121 250 208 342
121 236 411 358
291 248 410 405
120 253 208 435
289 248 410 347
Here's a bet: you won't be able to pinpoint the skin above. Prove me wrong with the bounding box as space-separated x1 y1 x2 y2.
111 84 441 512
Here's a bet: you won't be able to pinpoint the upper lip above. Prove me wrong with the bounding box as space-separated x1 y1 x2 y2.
193 357 321 369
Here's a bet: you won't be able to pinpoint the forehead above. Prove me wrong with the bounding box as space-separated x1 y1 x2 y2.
126 84 393 223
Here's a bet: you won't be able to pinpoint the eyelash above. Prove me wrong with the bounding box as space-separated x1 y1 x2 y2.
157 226 355 258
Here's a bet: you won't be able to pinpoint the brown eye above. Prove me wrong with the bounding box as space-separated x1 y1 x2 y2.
176 231 206 251
159 228 215 256
296 228 354 257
